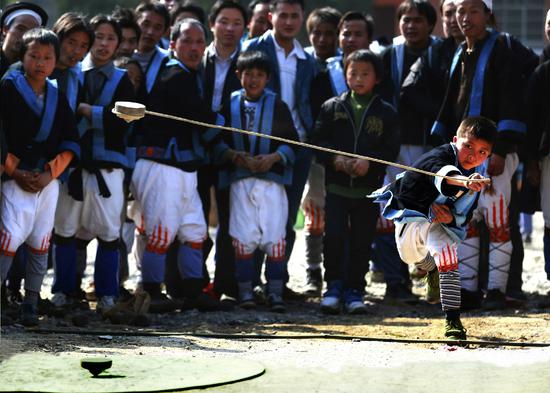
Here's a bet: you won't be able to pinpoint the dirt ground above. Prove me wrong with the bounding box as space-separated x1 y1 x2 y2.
1 214 550 379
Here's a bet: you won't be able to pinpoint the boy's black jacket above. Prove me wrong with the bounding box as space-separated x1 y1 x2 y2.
311 91 400 190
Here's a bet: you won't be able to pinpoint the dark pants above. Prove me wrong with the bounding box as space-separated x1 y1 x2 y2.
506 172 524 295
323 192 378 291
283 147 313 277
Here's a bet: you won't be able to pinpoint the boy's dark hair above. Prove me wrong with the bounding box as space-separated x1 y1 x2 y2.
135 1 170 31
338 11 374 41
456 116 497 145
343 49 383 80
170 18 206 41
171 1 206 26
111 6 141 42
306 7 342 34
90 14 123 46
208 0 249 26
249 0 270 14
270 0 304 12
20 27 60 60
236 50 271 76
397 0 437 33
52 12 94 49
114 56 142 72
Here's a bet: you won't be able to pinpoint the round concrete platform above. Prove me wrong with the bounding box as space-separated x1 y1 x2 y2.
0 353 265 392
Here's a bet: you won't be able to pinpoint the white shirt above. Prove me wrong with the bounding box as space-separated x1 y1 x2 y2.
271 31 307 141
207 43 238 112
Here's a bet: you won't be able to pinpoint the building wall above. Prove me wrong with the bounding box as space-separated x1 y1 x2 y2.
372 0 549 51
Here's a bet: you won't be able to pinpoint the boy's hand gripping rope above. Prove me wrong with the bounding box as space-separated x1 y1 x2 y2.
112 101 491 184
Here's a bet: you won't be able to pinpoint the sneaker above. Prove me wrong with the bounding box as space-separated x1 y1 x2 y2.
320 281 342 314
304 268 323 296
461 289 482 311
384 283 419 305
283 285 305 301
219 294 237 311
267 293 286 313
180 293 221 312
239 288 256 310
505 289 528 307
344 289 367 314
424 269 440 304
7 288 23 305
369 270 385 284
20 304 39 327
118 286 133 302
482 289 506 310
148 293 179 313
253 285 267 305
96 296 116 315
444 318 467 340
51 293 72 308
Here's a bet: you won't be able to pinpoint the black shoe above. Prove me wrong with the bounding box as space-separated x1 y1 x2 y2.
117 286 133 302
267 293 286 313
148 293 180 313
180 293 220 312
384 283 419 305
20 304 39 327
304 268 323 296
219 294 237 311
461 289 482 311
505 289 527 307
7 288 23 305
283 285 305 301
1 312 14 326
482 289 506 310
195 293 220 311
253 285 267 305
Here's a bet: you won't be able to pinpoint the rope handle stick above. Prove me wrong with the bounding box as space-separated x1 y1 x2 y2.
112 102 490 184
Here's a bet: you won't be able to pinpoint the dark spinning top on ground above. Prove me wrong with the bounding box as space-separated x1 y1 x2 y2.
80 358 112 377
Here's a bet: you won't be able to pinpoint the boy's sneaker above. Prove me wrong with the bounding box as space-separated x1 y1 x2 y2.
267 293 286 313
425 269 440 304
239 287 256 310
369 270 385 284
96 296 116 316
304 268 323 296
482 289 506 310
20 304 39 327
444 318 467 340
253 285 267 305
51 293 72 308
320 281 343 314
344 289 367 314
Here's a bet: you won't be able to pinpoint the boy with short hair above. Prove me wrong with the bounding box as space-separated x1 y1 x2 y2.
242 0 317 298
219 50 298 311
0 28 80 325
312 49 400 314
373 116 496 339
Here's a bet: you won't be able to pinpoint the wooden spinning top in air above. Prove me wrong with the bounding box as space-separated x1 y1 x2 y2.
112 101 146 122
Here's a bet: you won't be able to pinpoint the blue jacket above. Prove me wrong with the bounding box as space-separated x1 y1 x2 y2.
242 31 317 137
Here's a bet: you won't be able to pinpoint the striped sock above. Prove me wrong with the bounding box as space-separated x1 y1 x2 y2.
415 254 436 272
439 270 461 311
